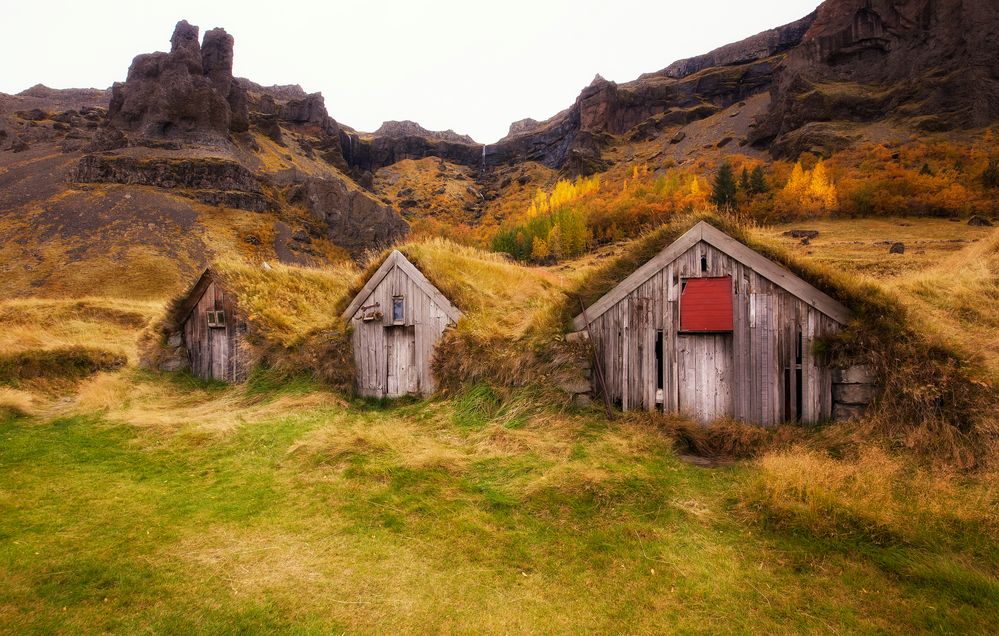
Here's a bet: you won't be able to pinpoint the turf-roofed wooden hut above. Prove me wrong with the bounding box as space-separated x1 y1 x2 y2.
342 250 462 398
573 221 857 424
168 268 250 382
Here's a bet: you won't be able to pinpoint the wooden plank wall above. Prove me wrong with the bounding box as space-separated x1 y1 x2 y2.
588 240 841 424
349 264 454 398
182 281 249 383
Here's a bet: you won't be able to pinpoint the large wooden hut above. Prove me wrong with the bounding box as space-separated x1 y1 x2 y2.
168 268 250 382
573 221 855 424
342 250 462 398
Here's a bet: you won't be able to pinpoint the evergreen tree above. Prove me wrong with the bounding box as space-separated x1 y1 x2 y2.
711 162 738 208
983 159 999 189
919 162 934 176
739 167 751 193
749 165 769 194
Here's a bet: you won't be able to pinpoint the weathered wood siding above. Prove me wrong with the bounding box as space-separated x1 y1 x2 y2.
348 263 455 398
588 240 842 424
182 281 249 383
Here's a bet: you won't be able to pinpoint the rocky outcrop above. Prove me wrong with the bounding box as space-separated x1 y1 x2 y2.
506 118 541 136
289 177 408 252
108 20 249 139
279 93 330 125
373 120 475 144
753 0 999 156
651 11 817 79
74 155 261 191
340 129 483 173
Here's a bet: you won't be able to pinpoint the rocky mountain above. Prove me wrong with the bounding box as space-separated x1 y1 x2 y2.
1 0 997 298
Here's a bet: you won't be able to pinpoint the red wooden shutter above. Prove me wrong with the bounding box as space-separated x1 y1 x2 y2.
680 276 733 332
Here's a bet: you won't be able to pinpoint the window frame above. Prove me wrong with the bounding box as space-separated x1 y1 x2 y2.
391 295 405 324
207 309 226 329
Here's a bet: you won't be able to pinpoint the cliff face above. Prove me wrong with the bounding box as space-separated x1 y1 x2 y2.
652 11 818 79
753 0 999 155
4 0 999 286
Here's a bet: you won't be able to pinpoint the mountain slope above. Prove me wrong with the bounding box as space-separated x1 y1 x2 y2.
1 0 998 299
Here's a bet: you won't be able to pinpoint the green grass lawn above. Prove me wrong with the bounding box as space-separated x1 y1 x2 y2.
1 380 996 634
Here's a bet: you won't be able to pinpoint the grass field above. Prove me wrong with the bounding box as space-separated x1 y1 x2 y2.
2 376 996 634
1 218 997 634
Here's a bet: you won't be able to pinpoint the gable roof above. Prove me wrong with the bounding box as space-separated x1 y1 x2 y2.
572 221 853 330
340 250 463 323
167 268 235 328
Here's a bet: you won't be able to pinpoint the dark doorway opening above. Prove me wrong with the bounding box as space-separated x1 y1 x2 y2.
655 330 664 411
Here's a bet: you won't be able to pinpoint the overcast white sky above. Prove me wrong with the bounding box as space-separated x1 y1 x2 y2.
2 1 820 143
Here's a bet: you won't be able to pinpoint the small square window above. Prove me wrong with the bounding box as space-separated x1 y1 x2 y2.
207 309 226 328
392 296 405 323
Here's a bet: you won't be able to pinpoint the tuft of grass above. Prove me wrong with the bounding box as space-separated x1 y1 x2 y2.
0 387 36 419
0 346 126 388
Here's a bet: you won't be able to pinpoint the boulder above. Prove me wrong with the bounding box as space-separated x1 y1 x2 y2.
968 215 994 227
889 242 905 254
783 229 819 239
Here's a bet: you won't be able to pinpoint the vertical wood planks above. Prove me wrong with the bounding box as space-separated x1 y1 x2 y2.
585 239 844 426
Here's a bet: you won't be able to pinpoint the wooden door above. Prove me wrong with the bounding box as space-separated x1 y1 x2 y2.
677 333 734 422
209 326 227 380
385 326 417 397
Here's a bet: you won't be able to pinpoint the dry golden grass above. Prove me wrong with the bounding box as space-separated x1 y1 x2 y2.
72 371 344 438
0 387 37 418
894 228 999 381
401 238 568 338
210 257 357 348
747 445 999 544
0 297 160 363
762 217 996 280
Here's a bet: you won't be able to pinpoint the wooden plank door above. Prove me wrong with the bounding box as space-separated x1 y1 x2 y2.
210 324 227 380
677 334 734 422
385 326 417 398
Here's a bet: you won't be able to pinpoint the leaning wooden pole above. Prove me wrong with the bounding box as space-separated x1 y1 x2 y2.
577 295 615 420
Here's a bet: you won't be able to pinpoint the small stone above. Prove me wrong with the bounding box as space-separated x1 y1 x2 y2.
888 242 905 254
782 229 819 240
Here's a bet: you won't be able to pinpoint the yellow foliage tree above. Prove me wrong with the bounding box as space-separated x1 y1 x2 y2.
531 236 549 260
777 160 839 216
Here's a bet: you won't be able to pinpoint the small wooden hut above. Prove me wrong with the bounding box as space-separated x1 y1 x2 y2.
342 250 461 398
573 221 855 424
169 268 250 382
